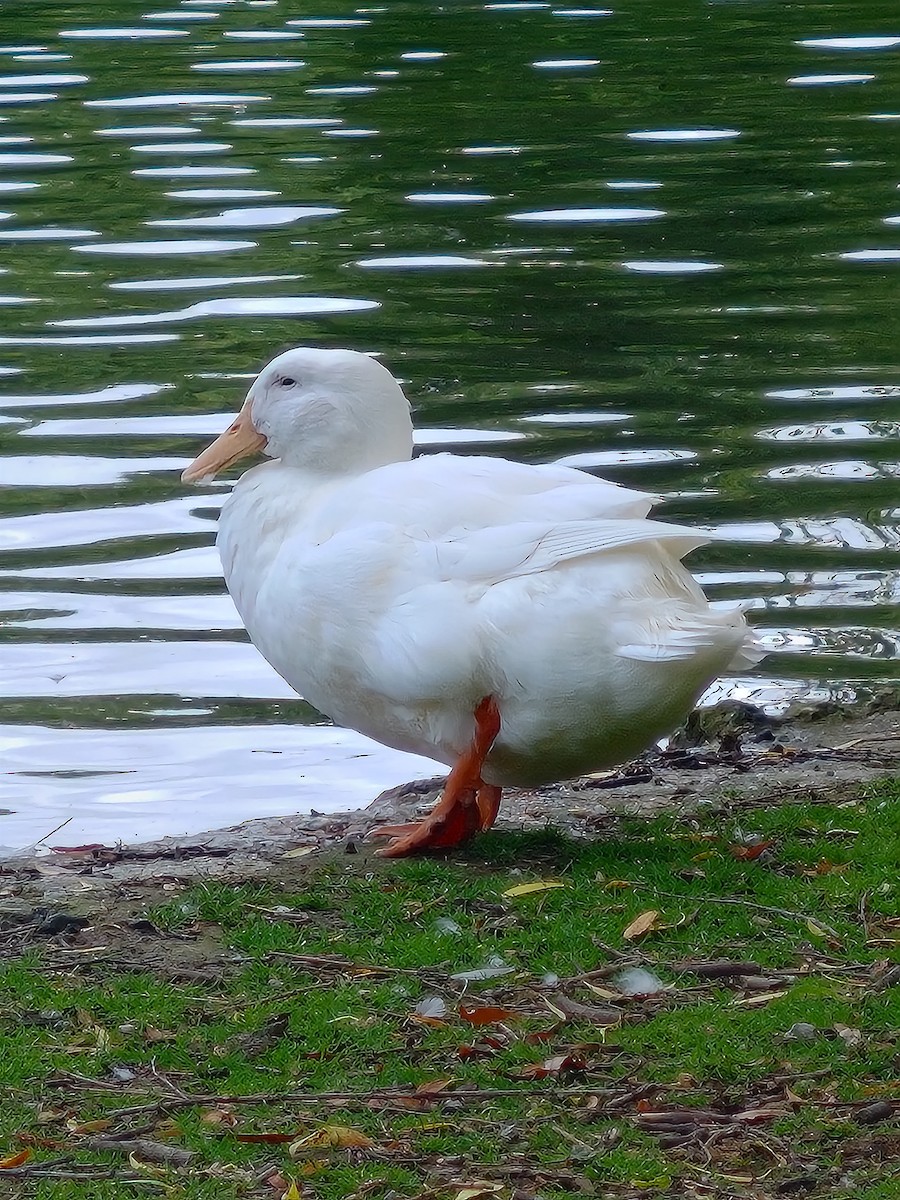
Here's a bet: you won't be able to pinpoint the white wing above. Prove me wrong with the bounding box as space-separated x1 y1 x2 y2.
431 518 710 583
312 452 657 542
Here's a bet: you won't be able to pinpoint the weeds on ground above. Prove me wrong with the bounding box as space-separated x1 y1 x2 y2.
0 784 897 1198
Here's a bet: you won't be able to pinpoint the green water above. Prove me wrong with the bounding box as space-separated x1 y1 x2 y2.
1 0 899 846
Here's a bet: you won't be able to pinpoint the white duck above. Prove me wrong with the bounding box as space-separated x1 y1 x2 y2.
183 347 760 855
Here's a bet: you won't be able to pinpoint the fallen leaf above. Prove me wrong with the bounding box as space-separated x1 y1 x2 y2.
127 1153 167 1175
730 838 776 861
517 1052 588 1079
0 1150 31 1169
415 1078 455 1096
282 1184 302 1200
501 880 565 898
144 1026 177 1044
804 858 848 876
541 995 568 1020
290 1124 374 1154
622 909 661 940
733 990 788 1006
806 918 831 939
201 1107 240 1127
455 1184 504 1200
584 982 619 1000
524 1025 561 1044
67 1118 113 1135
458 1005 518 1025
282 846 316 859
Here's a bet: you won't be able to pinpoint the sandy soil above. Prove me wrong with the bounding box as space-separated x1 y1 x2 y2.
1 697 898 916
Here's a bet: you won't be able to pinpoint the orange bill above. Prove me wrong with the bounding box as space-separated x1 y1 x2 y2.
181 399 266 483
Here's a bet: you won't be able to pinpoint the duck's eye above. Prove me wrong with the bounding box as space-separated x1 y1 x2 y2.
279 376 297 388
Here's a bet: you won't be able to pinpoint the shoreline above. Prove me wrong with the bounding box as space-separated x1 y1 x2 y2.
2 696 899 904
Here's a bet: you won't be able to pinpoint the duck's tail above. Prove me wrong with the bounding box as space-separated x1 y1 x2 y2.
708 600 767 670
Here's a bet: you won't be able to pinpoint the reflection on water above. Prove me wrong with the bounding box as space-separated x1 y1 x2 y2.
1 0 900 849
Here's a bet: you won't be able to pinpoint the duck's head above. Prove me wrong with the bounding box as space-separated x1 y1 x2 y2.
182 346 414 483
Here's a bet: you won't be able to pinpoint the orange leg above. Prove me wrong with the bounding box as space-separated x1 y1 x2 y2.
373 696 502 857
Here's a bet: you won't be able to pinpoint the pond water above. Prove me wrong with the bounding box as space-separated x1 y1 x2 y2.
1 0 899 851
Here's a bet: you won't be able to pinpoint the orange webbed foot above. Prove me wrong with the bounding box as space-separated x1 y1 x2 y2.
372 696 502 857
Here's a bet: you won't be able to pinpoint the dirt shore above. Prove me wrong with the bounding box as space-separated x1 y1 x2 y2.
1 696 898 913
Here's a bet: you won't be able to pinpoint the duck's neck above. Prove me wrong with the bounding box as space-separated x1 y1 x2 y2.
216 462 331 623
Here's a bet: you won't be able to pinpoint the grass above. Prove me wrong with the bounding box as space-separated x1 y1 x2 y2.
0 782 898 1199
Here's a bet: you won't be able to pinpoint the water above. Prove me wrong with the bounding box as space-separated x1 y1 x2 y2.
1 0 899 850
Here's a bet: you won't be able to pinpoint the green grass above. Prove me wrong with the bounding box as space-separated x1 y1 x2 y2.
0 783 898 1199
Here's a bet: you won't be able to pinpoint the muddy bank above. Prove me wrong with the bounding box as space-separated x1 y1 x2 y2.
1 698 898 907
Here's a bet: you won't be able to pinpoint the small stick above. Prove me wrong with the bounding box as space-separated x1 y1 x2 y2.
86 1137 195 1165
33 816 74 849
633 886 842 940
104 1084 636 1120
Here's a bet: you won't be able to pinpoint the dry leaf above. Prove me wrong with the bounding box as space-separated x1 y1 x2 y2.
733 990 788 1006
290 1124 374 1155
0 1150 31 1169
622 909 661 940
144 1026 176 1044
502 880 565 898
584 982 619 1000
804 858 848 876
127 1153 166 1175
458 1005 518 1025
454 1184 504 1200
517 1052 587 1079
282 846 316 859
416 1078 455 1096
524 1026 562 1044
201 1107 239 1127
67 1118 113 1135
730 838 776 861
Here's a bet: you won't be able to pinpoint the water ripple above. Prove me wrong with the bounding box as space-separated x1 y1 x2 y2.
147 204 343 228
76 238 257 255
85 92 270 108
53 295 380 327
2 0 900 847
508 206 665 222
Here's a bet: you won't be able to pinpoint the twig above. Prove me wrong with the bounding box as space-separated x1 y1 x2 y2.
632 885 841 940
670 959 763 978
86 1137 195 1165
103 1084 636 1120
32 816 74 849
